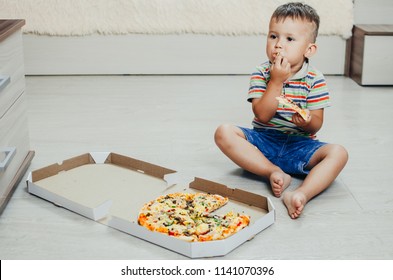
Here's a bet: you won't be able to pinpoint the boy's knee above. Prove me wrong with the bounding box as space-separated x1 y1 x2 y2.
214 124 234 146
214 124 229 142
331 144 349 163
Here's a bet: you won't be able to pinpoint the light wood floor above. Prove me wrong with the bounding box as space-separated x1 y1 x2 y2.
1 75 392 259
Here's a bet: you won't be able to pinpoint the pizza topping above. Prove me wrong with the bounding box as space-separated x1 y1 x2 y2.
138 192 250 242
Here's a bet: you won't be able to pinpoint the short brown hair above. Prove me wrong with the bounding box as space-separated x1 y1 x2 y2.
271 2 320 42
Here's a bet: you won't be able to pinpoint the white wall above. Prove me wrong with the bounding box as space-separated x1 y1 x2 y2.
354 0 393 24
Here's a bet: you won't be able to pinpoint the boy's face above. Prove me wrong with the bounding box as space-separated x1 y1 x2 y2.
266 17 316 73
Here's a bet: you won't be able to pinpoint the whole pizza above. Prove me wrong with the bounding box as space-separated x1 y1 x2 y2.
138 192 250 242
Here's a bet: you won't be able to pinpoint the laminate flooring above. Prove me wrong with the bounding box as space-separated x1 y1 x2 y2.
1 75 392 259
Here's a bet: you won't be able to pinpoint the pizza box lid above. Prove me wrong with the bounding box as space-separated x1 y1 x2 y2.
27 152 275 258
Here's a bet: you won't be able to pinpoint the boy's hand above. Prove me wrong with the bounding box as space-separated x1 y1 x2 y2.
270 53 291 84
292 109 311 127
292 108 324 135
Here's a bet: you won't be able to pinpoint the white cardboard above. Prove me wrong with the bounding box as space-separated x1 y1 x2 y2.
28 171 113 221
27 152 275 258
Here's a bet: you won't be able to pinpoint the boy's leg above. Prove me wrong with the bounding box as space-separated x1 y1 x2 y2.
215 124 291 197
283 144 348 219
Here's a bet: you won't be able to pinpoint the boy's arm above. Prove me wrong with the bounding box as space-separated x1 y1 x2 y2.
251 80 281 123
292 108 324 135
252 55 291 123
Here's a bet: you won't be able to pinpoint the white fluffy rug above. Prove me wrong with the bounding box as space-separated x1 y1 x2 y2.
0 0 353 38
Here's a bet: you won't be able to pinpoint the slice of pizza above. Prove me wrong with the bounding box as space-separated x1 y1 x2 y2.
276 95 309 121
138 197 196 239
190 193 228 217
196 211 250 242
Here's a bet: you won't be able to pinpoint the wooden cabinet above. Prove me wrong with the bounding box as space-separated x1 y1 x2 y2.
349 25 393 85
0 20 34 213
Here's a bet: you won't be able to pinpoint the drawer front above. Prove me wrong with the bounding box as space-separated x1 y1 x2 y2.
0 93 30 198
0 29 25 117
362 35 393 85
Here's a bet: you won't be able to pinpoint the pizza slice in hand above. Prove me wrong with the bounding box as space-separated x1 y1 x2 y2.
276 96 309 121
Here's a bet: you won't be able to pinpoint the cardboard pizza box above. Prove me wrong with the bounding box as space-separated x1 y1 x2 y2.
27 152 275 258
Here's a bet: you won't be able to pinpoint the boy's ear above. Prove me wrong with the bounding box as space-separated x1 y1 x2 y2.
304 43 317 59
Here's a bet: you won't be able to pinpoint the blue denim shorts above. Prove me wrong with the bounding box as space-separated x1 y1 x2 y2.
239 127 327 175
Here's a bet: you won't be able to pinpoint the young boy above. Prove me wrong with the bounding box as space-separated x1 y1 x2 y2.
214 2 348 219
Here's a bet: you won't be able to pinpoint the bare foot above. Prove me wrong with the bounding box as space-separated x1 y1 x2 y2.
283 191 307 219
270 171 291 197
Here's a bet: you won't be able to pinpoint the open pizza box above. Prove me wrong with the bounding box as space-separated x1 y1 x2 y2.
27 152 275 258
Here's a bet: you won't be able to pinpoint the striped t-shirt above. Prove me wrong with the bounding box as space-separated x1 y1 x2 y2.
248 61 330 138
